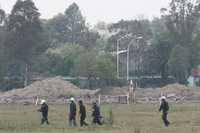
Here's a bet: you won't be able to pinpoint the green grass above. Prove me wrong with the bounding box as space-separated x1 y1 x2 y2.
0 103 199 132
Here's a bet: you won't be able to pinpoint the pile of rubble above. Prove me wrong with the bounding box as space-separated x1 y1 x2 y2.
159 83 191 100
0 77 100 103
2 79 200 104
104 83 200 102
160 83 189 93
137 83 200 101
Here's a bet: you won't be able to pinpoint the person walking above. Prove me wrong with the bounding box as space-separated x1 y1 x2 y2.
92 102 102 125
38 99 49 125
69 97 77 127
159 96 170 127
79 100 88 127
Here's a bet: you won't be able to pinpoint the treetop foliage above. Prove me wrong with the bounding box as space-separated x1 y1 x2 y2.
0 0 200 90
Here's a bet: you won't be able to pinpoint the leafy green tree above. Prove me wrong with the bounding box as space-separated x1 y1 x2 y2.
155 39 172 80
163 0 200 67
168 45 190 83
0 8 5 24
96 55 116 86
151 17 173 80
5 0 48 86
0 7 6 47
72 50 98 77
45 13 66 46
62 44 85 75
46 3 83 44
46 44 84 76
72 50 98 89
46 3 99 48
80 29 100 49
159 0 200 82
108 19 153 51
64 2 86 44
95 38 109 53
163 0 200 46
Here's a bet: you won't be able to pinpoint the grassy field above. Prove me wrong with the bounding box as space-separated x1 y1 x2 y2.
0 103 200 133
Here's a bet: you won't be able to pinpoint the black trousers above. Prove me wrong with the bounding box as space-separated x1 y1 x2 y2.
41 115 49 125
80 116 88 127
69 115 77 126
93 117 102 125
162 112 169 126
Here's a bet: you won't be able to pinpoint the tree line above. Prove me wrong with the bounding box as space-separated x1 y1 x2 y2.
0 0 200 90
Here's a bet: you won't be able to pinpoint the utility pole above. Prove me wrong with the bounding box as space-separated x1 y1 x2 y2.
127 44 130 81
117 40 119 79
116 34 132 79
126 36 143 81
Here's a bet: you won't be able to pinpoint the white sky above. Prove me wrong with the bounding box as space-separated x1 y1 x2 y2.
0 0 170 25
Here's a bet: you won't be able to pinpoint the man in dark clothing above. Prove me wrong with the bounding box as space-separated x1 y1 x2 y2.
92 102 102 125
69 97 77 127
79 100 88 127
159 96 170 127
38 100 49 125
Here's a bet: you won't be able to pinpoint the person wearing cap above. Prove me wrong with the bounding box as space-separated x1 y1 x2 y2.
79 100 88 127
69 97 77 127
159 96 170 127
38 99 49 125
92 102 102 125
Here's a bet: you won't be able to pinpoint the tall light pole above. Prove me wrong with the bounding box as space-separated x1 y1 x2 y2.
116 34 132 79
127 43 131 81
117 39 119 78
127 36 143 81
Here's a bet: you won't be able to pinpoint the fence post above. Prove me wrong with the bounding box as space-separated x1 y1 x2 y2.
127 94 129 105
35 96 39 106
98 94 101 105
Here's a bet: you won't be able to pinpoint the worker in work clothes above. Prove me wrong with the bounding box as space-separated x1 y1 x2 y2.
79 100 88 127
159 96 170 127
38 99 49 125
92 102 102 125
69 97 77 127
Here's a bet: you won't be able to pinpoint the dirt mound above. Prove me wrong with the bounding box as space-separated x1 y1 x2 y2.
160 83 189 92
0 76 99 98
158 83 200 100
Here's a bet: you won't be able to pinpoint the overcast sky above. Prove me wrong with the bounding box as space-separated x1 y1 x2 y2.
0 0 170 25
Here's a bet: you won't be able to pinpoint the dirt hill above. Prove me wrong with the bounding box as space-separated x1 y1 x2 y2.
0 76 100 99
102 83 200 101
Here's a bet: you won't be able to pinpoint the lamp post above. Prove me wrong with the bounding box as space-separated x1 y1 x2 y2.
116 34 132 79
126 36 143 81
117 39 119 78
116 34 142 80
127 43 131 81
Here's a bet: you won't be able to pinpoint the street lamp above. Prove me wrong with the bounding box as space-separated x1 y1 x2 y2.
116 34 143 80
127 36 143 81
117 34 132 79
